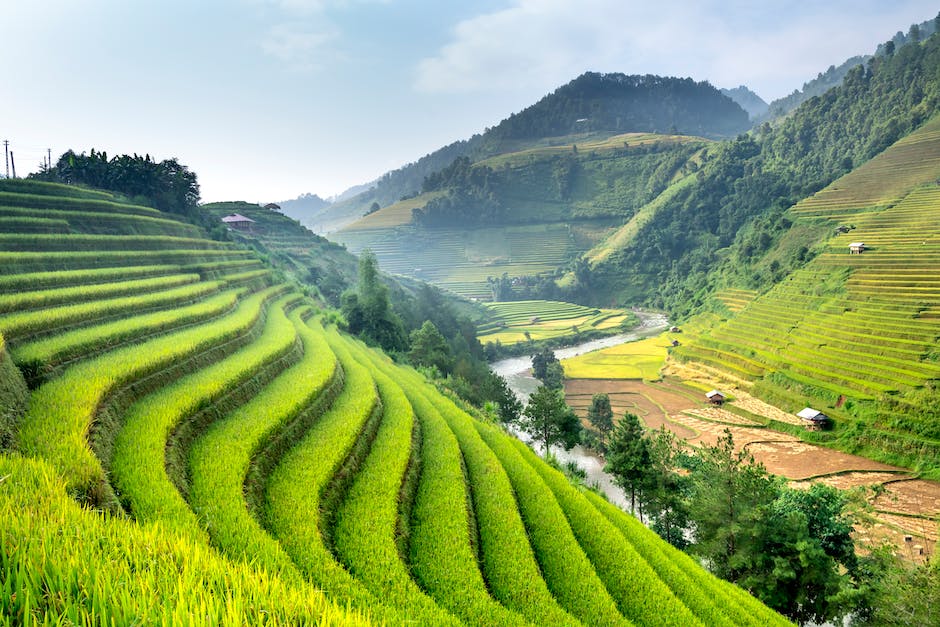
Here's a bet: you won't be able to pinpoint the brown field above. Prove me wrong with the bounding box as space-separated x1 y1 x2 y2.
566 375 940 563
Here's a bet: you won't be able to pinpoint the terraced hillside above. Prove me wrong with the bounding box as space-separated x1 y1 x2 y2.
336 221 614 300
201 201 358 305
334 132 704 300
679 116 940 473
0 181 788 624
478 299 633 344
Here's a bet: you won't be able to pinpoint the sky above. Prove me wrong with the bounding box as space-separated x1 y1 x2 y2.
2 0 937 203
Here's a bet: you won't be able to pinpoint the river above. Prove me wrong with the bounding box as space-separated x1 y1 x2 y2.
489 311 669 508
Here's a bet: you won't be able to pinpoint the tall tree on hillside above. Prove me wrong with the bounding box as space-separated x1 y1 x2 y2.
686 429 779 581
605 412 652 516
408 320 452 374
586 393 614 445
520 385 581 455
342 250 406 352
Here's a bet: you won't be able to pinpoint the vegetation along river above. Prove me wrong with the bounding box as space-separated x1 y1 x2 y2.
490 311 668 508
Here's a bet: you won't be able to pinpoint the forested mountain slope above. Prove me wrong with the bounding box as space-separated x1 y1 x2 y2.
0 180 787 625
326 72 748 227
590 31 940 317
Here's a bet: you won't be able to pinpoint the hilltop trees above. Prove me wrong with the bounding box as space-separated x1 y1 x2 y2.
34 149 200 219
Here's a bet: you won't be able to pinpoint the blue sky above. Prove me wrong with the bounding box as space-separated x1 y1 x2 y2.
3 0 937 203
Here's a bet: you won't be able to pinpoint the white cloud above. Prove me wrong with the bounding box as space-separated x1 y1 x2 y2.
261 22 338 71
414 0 938 100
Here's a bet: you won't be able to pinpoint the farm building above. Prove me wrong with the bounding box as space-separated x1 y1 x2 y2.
849 242 866 254
669 326 681 333
221 213 256 232
264 203 281 211
671 339 681 347
797 407 830 430
835 225 851 234
705 390 726 405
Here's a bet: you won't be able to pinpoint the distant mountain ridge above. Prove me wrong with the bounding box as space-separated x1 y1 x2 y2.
720 86 768 119
323 72 750 228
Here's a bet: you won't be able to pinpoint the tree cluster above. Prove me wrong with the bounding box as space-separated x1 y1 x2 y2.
605 424 867 624
34 149 201 220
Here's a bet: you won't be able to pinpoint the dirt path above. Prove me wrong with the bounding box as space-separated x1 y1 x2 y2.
565 376 939 563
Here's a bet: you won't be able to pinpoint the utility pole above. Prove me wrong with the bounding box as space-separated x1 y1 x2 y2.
10 152 16 178
47 148 52 171
3 140 8 179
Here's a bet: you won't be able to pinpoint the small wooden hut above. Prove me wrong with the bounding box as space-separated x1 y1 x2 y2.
797 407 829 430
849 242 866 254
705 390 726 405
221 213 256 233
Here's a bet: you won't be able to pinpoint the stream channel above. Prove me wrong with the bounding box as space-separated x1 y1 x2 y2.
489 311 669 508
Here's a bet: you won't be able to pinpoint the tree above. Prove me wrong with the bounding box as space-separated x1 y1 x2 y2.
605 411 651 516
541 360 565 390
740 483 858 624
520 385 580 455
586 393 614 444
686 429 778 581
644 428 690 548
408 320 452 374
531 348 559 383
341 250 406 352
480 372 522 425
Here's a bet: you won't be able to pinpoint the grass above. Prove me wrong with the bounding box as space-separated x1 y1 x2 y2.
562 334 670 380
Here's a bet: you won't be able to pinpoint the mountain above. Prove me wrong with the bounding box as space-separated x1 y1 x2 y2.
274 192 331 229
327 72 751 229
720 86 768 119
493 72 750 140
759 55 869 122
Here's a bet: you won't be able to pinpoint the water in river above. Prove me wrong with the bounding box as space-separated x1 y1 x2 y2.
489 311 668 508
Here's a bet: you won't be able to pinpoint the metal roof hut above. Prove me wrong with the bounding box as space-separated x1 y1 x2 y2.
264 203 281 211
221 213 256 233
849 242 866 254
797 407 830 430
705 390 726 405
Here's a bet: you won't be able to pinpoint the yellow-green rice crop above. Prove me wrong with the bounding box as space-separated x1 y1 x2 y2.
473 420 629 625
0 454 368 626
509 437 704 627
332 341 460 625
418 379 581 626
0 264 181 293
15 285 285 504
12 289 243 373
0 233 227 252
187 306 338 576
0 248 252 275
0 273 201 314
362 354 527 625
263 327 390 614
0 280 223 341
561 335 668 380
110 294 300 540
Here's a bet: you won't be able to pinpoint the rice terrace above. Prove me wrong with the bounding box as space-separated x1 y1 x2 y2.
4 4 940 626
